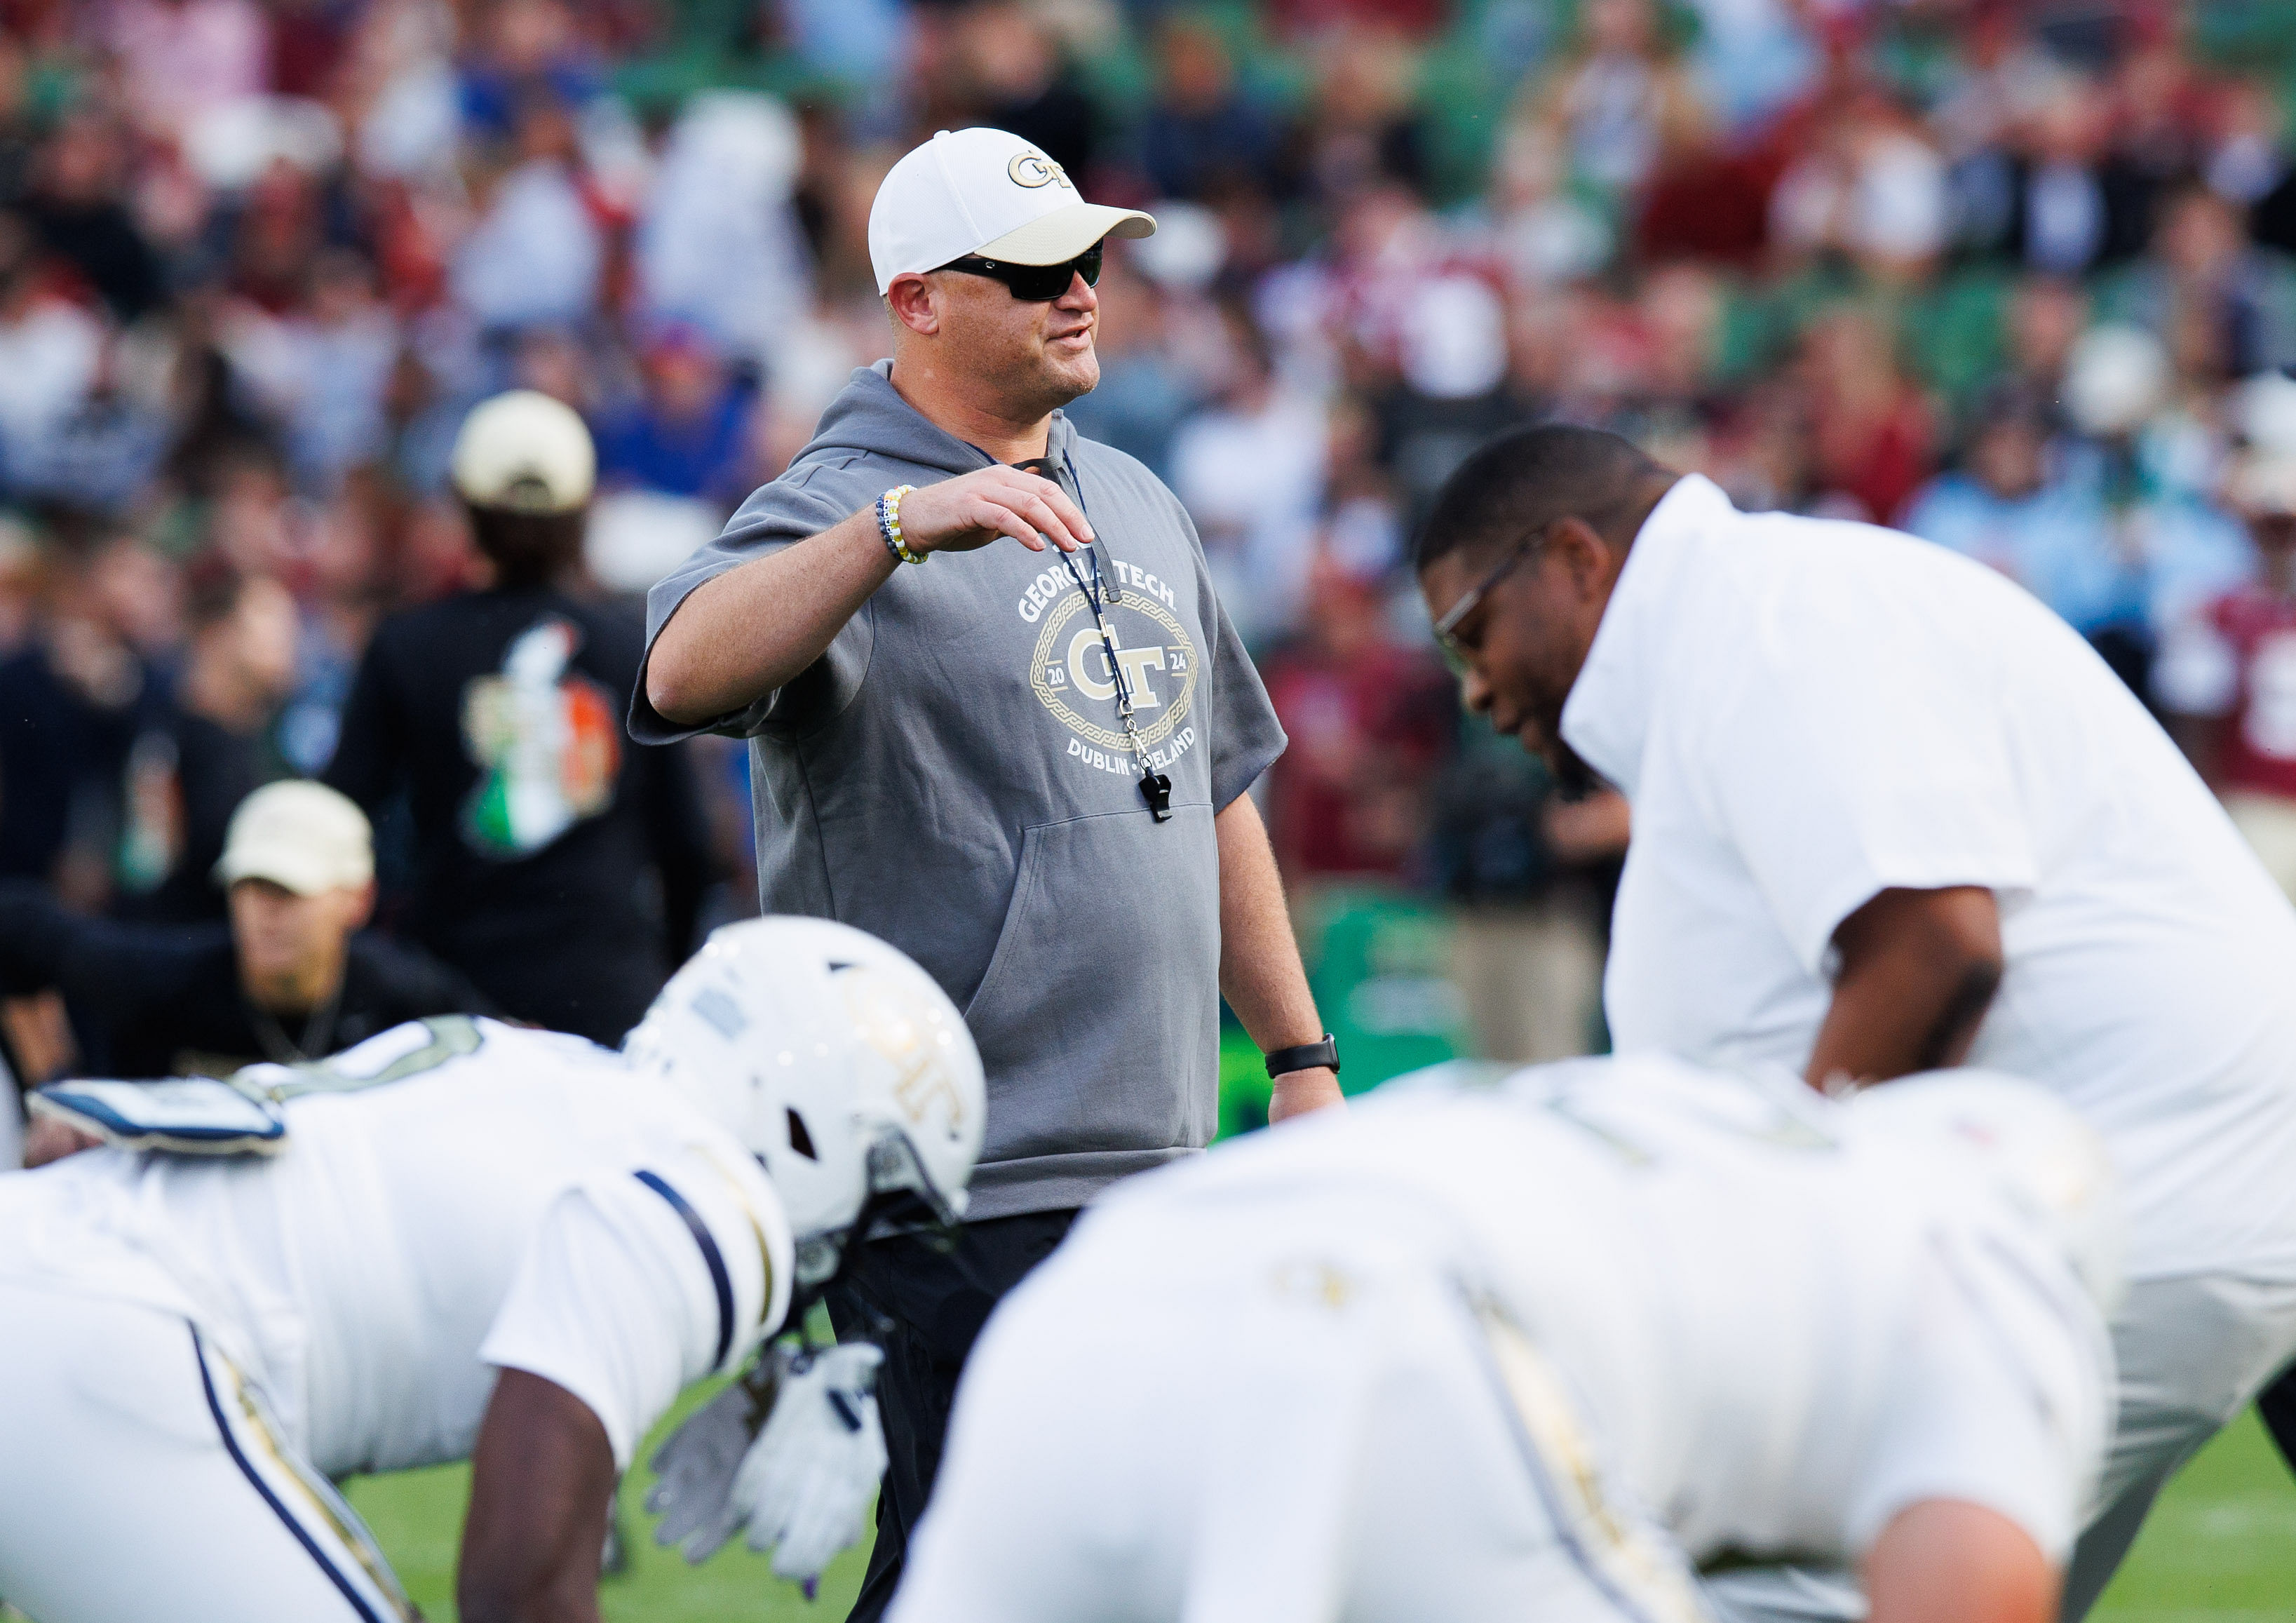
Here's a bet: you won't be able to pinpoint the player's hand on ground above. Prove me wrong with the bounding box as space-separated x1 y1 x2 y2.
731 1341 887 1589
645 1371 773 1563
1269 1066 1345 1125
22 1114 102 1167
893 467 1095 556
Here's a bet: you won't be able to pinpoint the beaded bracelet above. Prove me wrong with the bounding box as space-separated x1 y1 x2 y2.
877 485 925 565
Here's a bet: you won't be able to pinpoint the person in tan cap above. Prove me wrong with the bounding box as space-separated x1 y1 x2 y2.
0 780 491 1107
323 389 711 1046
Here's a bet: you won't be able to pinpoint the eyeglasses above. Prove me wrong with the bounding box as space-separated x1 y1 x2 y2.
1432 525 1549 672
937 241 1105 302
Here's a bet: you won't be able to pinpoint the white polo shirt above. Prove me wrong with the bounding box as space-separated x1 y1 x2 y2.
1561 474 2296 1281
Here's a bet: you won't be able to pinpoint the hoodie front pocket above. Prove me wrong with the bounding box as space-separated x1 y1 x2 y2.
962 802 1221 1164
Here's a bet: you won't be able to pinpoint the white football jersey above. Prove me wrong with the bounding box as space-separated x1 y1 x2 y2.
1081 1053 2114 1569
0 1018 793 1476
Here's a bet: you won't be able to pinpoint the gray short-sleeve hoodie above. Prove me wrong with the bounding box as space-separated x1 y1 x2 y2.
632 362 1287 1218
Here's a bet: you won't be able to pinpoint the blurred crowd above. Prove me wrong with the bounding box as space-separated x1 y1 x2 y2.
5 0 2296 1077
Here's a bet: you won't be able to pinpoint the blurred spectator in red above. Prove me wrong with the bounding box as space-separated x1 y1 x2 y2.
1271 0 1445 46
2160 441 2296 901
323 391 710 1045
1137 16 1281 206
1798 305 1935 523
591 325 759 509
1260 549 1453 881
220 154 327 314
116 558 299 924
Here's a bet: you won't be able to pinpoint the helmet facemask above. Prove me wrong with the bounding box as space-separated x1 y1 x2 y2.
788 1123 969 1314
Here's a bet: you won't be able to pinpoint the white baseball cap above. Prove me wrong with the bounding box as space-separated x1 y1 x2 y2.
214 781 375 896
451 389 596 513
867 128 1155 296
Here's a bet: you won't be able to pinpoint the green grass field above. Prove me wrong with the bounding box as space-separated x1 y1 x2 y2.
341 1394 2296 1620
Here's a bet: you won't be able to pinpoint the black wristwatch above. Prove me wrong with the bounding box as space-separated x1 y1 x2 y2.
1264 1034 1340 1079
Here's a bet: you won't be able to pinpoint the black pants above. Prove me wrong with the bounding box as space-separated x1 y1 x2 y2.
2260 1363 2296 1476
825 1208 1079 1623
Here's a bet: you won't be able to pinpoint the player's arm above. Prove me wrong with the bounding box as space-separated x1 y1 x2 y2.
461 1157 795 1609
1804 885 2003 1089
458 1371 616 1623
1864 1498 2056 1623
644 467 1093 725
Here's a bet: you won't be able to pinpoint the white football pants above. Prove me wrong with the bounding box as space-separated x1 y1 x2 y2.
0 1280 414 1623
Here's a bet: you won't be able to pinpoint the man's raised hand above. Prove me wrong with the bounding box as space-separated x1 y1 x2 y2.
894 466 1095 556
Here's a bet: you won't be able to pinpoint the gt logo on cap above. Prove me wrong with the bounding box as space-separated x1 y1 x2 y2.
1007 151 1072 191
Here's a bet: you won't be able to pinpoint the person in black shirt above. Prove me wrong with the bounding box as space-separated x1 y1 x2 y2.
324 391 710 1045
0 781 489 1084
114 560 300 924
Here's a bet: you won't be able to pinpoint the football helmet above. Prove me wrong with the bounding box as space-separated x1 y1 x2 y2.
626 916 986 1288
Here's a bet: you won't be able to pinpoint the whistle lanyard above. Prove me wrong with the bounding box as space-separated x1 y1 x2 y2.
1022 453 1173 823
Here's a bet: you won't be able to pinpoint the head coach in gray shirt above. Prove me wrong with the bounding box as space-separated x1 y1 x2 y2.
631 127 1344 1617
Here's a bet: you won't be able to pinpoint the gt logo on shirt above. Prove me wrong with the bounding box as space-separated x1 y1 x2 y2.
1025 590 1201 777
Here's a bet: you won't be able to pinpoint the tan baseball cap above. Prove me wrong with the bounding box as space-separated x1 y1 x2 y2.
450 389 596 513
214 781 375 896
867 128 1155 295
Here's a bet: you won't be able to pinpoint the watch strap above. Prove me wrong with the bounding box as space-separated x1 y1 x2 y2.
1264 1034 1340 1079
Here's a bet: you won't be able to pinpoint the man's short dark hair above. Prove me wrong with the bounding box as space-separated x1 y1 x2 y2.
1413 424 1669 572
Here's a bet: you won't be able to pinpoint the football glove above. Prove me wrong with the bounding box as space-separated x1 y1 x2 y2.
734 1340 886 1587
644 1360 778 1563
644 1340 886 1588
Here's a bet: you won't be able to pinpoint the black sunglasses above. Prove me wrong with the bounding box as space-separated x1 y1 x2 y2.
937 241 1104 302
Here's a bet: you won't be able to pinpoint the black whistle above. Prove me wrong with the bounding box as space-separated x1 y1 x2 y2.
1140 771 1173 822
